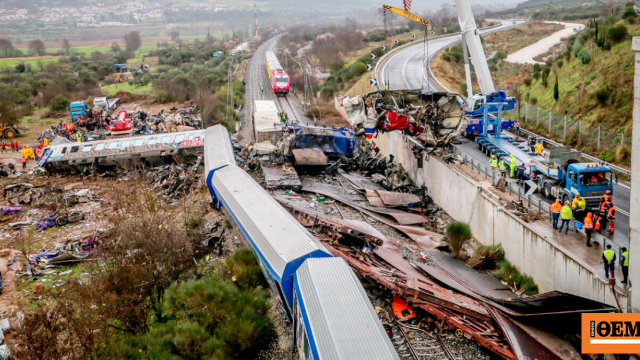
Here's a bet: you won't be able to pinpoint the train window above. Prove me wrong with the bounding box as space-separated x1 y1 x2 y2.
82 145 92 152
108 142 118 150
95 143 105 151
133 139 144 147
61 147 67 154
174 135 185 143
148 138 157 145
70 146 79 153
188 134 194 141
161 136 171 144
121 141 131 149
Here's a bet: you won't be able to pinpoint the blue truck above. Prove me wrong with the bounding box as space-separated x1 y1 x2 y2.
463 116 519 138
68 101 87 121
474 103 613 211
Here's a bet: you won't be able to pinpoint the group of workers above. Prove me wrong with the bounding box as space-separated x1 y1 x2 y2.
57 122 83 142
550 190 625 282
1 139 48 170
1 141 23 153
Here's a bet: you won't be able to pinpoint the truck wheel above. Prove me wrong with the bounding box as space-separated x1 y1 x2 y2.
3 128 16 139
562 194 570 206
543 183 551 199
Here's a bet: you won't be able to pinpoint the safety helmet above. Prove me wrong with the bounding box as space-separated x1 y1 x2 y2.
606 190 611 194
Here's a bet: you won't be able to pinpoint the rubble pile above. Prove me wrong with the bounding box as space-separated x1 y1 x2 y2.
336 90 466 147
132 105 203 135
147 161 203 200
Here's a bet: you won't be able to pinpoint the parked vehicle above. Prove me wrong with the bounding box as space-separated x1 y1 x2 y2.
92 97 120 116
115 64 128 73
68 101 87 121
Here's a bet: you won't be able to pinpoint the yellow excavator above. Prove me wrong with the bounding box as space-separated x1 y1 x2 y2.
0 124 20 139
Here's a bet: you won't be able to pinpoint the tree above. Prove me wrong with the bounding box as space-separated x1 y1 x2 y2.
28 39 45 56
61 38 72 56
123 31 142 51
49 94 70 112
0 38 12 57
553 76 559 102
0 91 21 125
170 30 180 42
607 25 628 44
110 41 121 53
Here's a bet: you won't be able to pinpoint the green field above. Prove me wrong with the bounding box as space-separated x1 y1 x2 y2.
0 57 58 70
101 83 154 96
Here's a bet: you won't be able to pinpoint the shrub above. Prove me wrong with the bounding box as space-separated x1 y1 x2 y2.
616 145 631 163
557 60 563 68
553 80 559 101
15 61 26 73
363 32 386 42
49 94 70 112
494 50 507 61
441 53 451 62
533 63 541 72
579 50 591 64
523 77 532 87
446 222 472 258
349 62 367 77
572 41 582 57
530 96 538 105
532 71 541 81
595 89 611 104
607 25 628 43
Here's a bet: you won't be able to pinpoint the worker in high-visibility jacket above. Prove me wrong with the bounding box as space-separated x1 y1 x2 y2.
76 131 82 142
498 159 507 178
572 194 586 222
599 195 612 232
534 142 544 155
490 155 498 173
558 201 573 235
603 244 616 279
550 199 562 229
607 206 616 235
583 212 594 247
509 154 516 178
621 247 629 284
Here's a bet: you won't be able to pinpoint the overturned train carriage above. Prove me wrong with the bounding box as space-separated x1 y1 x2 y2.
40 130 206 173
203 125 400 360
335 90 466 146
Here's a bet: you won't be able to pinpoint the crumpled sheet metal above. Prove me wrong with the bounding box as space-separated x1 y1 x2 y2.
301 181 427 225
365 189 420 207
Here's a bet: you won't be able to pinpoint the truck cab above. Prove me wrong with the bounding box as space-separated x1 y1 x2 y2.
68 101 87 121
93 97 108 111
564 163 613 211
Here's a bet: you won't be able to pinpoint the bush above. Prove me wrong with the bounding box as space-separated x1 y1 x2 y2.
349 62 367 77
532 71 541 81
49 94 70 112
607 25 628 43
523 77 532 87
530 96 538 105
579 50 591 64
557 60 563 68
363 32 386 42
572 41 583 57
446 222 472 258
441 53 451 62
533 63 541 72
15 61 26 73
494 50 507 61
595 89 611 104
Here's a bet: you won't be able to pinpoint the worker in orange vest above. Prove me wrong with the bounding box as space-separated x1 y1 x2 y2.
607 206 616 235
583 212 594 247
550 199 562 229
599 190 613 212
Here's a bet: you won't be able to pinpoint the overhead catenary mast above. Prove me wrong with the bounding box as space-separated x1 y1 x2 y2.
254 0 258 37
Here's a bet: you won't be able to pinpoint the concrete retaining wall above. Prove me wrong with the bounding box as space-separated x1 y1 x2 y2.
374 131 627 307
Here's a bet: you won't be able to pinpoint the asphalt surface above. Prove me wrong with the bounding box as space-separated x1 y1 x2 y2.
375 20 631 248
377 20 527 91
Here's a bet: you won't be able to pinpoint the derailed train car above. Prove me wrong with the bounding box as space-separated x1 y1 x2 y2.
40 130 205 173
204 125 399 360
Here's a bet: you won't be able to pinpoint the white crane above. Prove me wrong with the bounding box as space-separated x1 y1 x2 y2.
453 0 515 115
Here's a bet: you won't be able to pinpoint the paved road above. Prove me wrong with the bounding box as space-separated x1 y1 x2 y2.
377 20 527 91
375 20 631 248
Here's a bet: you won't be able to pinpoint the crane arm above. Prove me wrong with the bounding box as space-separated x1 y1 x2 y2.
453 0 495 95
382 5 429 28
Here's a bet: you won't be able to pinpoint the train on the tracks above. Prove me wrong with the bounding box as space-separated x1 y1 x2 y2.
265 51 290 95
204 125 399 360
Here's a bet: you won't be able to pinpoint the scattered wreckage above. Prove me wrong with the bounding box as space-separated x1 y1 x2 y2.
335 90 466 147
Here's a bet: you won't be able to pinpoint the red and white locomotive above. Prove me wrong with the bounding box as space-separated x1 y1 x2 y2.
265 51 290 95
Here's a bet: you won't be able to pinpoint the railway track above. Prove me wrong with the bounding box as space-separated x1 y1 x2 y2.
277 95 302 124
381 305 458 360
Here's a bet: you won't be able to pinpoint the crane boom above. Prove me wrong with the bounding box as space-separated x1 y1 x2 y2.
382 5 429 28
453 0 495 95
